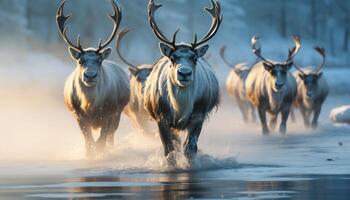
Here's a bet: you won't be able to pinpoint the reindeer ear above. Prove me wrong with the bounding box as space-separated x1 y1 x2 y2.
68 47 81 60
317 72 323 78
195 44 209 58
234 68 241 76
298 73 306 80
159 43 173 57
100 47 112 60
128 67 139 76
263 62 273 71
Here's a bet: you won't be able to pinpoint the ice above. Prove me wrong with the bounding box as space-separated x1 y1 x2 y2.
330 105 350 124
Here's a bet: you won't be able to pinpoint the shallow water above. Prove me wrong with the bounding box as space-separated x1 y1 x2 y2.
1 171 350 199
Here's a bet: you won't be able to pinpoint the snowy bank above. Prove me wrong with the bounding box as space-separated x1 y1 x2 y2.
330 105 350 124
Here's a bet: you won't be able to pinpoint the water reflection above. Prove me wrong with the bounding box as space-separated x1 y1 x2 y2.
1 173 350 199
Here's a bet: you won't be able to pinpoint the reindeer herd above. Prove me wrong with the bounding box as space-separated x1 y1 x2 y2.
56 0 329 163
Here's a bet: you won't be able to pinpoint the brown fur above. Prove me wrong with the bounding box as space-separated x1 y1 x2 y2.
226 63 256 122
293 68 329 128
124 64 155 133
246 61 297 134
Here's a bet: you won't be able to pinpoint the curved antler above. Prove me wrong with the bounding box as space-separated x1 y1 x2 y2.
220 46 234 68
116 28 137 69
251 36 274 65
314 47 325 73
97 0 122 51
56 0 83 52
191 0 222 48
148 0 179 48
293 63 306 76
285 35 301 64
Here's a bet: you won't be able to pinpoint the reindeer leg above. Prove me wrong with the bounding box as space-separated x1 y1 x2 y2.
311 106 321 129
157 121 175 162
250 104 257 123
237 100 249 123
184 119 203 163
290 107 296 123
107 113 121 148
258 106 269 135
279 106 290 134
78 120 95 158
300 107 310 127
96 117 114 153
269 114 278 131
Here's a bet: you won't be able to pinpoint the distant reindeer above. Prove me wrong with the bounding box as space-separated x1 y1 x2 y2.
56 1 130 155
116 28 155 134
220 46 256 123
293 47 329 129
246 36 300 134
144 0 222 162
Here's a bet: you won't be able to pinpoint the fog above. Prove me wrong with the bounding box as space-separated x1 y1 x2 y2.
0 1 349 199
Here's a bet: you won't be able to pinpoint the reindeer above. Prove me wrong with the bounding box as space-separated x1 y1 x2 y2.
56 1 130 156
116 28 155 134
245 36 300 134
220 46 256 123
293 47 329 129
144 0 222 162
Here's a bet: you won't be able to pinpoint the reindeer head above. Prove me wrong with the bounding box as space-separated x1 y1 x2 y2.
296 47 325 98
251 36 301 92
56 0 121 87
148 0 222 87
116 28 153 85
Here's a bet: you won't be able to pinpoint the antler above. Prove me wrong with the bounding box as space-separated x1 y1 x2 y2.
116 28 137 69
97 0 122 51
285 35 301 64
251 36 274 65
220 46 234 67
314 47 326 73
148 0 179 48
56 0 83 52
191 0 222 48
57 0 121 52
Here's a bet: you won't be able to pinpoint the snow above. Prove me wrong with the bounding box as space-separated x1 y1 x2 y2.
330 105 350 124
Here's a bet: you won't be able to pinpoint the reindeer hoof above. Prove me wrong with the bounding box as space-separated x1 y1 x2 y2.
312 122 318 130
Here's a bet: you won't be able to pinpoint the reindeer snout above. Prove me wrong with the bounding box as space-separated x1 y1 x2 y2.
307 91 314 97
178 67 192 77
84 71 97 79
275 82 284 90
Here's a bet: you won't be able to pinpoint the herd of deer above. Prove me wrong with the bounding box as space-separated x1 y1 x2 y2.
56 0 329 163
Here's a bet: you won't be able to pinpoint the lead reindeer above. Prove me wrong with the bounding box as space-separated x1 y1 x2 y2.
246 36 300 134
56 1 130 156
116 28 155 134
293 47 329 129
220 46 256 123
144 0 222 163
